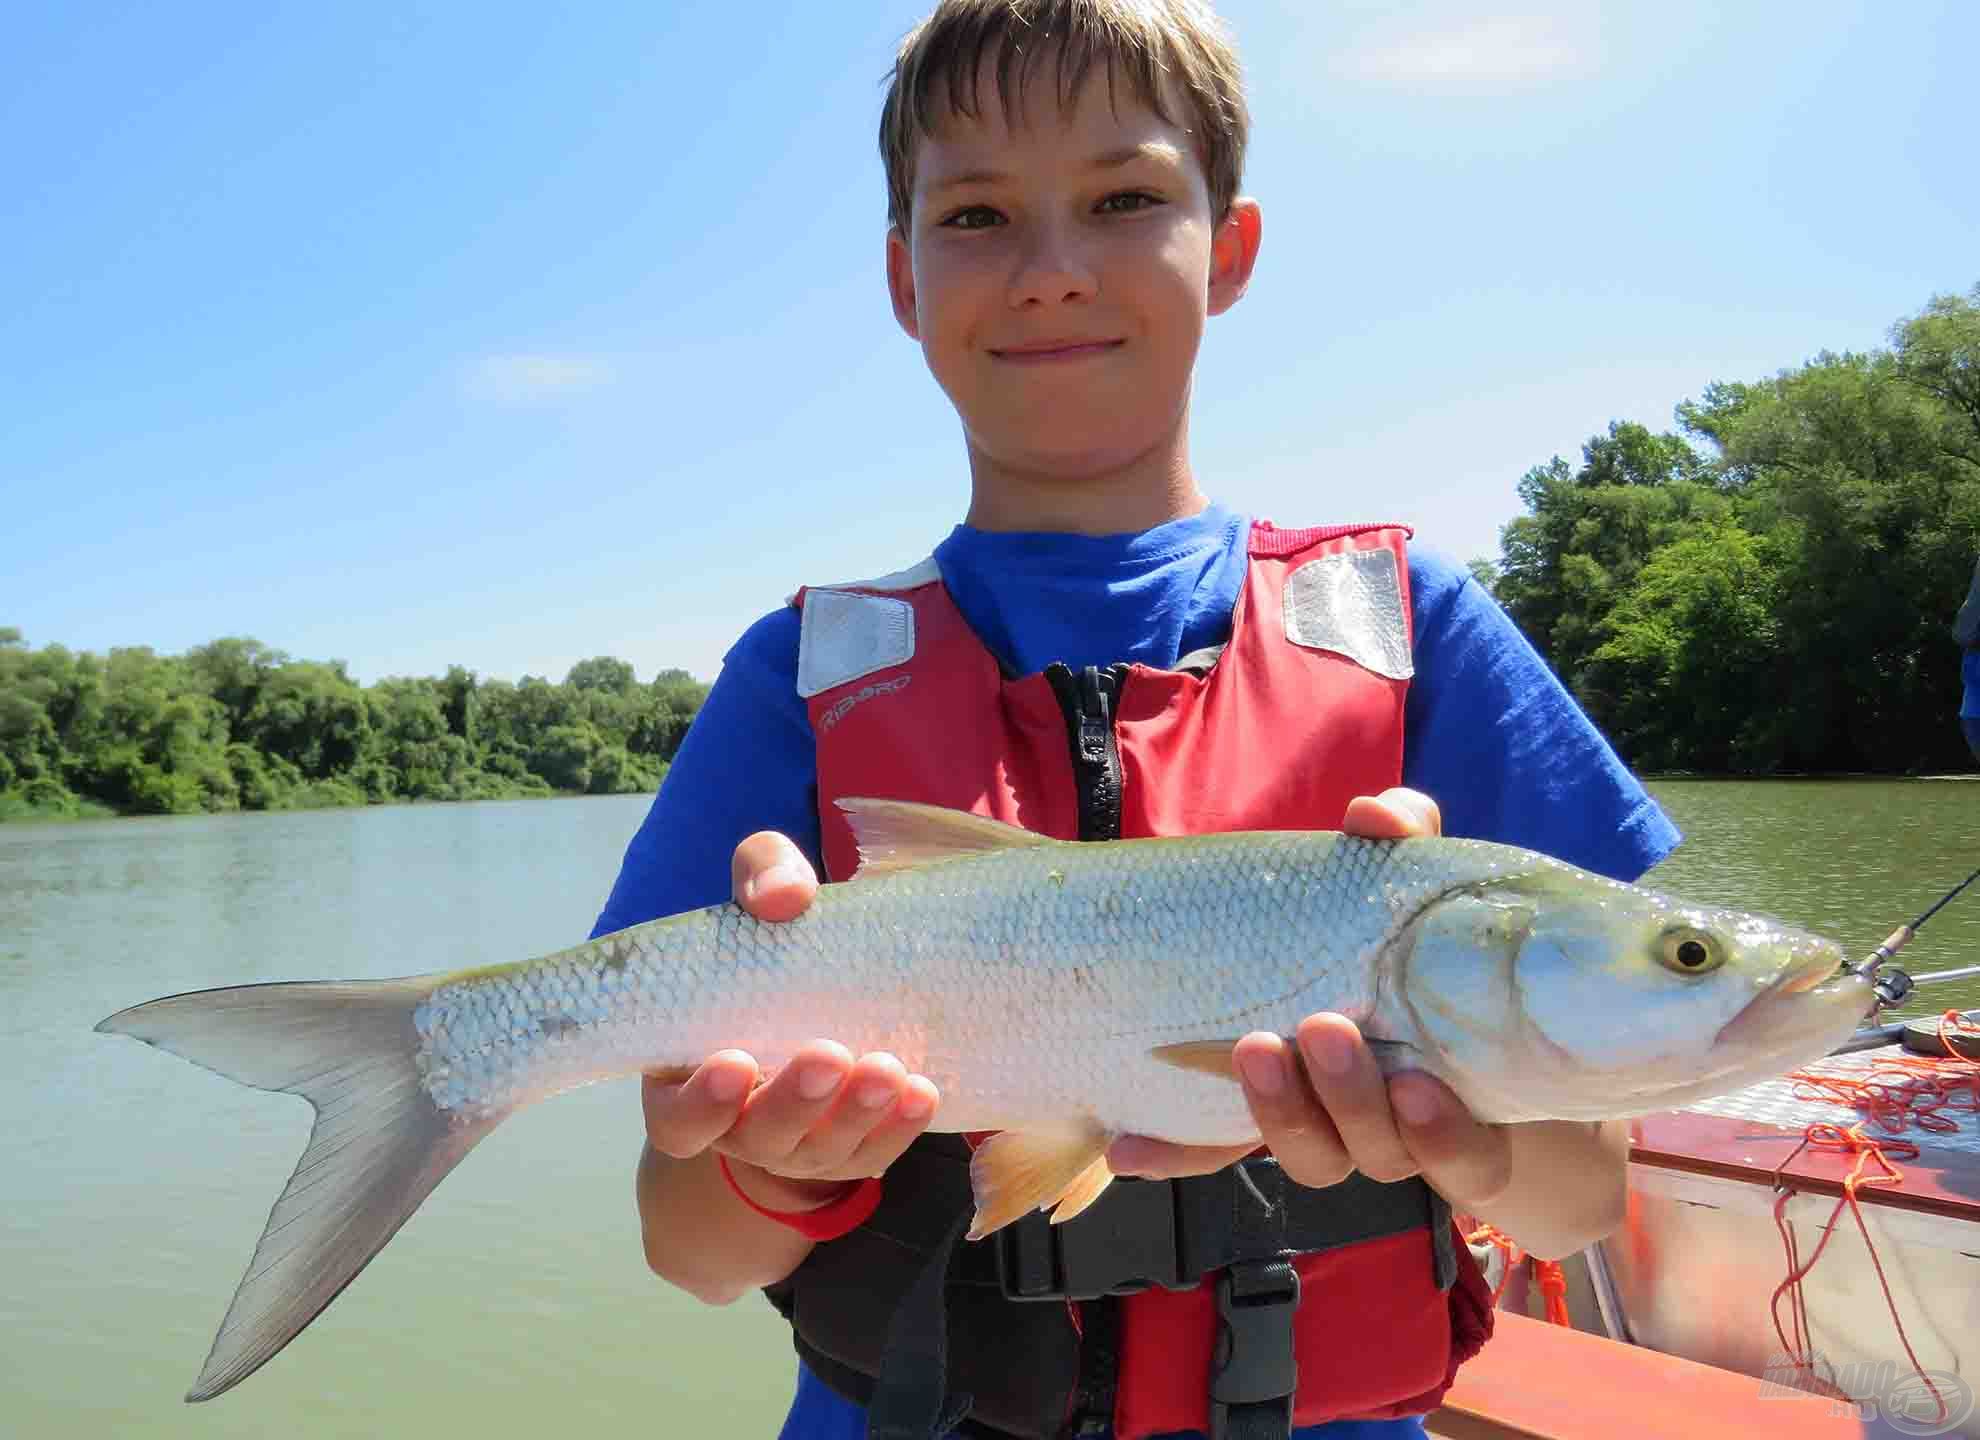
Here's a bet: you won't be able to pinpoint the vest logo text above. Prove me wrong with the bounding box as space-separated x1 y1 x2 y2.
819 675 913 731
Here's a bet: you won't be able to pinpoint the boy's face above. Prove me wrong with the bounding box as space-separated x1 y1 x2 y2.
887 62 1259 491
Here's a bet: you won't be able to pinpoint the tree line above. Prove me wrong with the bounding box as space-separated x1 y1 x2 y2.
1486 284 1980 774
0 634 708 820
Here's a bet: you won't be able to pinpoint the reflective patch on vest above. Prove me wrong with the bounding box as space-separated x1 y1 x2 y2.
798 589 916 698
1283 549 1414 680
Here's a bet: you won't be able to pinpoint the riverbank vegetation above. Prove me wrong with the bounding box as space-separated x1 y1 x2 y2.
0 635 706 819
1485 285 1980 774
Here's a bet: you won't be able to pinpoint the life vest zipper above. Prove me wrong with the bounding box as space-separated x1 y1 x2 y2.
1042 661 1130 1437
1046 662 1127 843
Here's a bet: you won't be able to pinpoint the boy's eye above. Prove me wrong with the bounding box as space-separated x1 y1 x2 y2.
1096 191 1162 214
939 205 1004 230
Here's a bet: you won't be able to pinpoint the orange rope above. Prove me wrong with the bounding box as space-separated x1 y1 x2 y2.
1786 1010 1980 1134
1534 1258 1571 1327
1765 1009 1980 1428
1464 1222 1572 1326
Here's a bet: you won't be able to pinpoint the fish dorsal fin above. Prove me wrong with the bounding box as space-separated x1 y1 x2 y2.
835 798 1051 879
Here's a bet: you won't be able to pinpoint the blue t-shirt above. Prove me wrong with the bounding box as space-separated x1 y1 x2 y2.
1961 649 1980 719
594 503 1681 1440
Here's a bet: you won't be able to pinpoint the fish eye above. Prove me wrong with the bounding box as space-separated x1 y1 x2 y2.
1658 926 1724 976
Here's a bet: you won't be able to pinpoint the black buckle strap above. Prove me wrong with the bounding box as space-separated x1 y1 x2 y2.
996 1177 1190 1300
1210 1259 1302 1440
1206 1160 1295 1440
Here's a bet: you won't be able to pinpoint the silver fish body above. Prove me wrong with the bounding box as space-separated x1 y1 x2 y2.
417 826 1419 1143
97 800 1871 1402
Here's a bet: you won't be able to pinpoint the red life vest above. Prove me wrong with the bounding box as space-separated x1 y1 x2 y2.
792 520 1493 1438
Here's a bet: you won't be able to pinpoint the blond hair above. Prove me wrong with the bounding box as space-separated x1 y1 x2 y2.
879 0 1249 229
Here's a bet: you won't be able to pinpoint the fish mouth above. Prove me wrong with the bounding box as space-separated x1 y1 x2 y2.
1712 944 1866 1054
1777 947 1843 995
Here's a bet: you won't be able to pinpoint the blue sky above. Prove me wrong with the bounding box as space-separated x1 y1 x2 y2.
5 1 1975 685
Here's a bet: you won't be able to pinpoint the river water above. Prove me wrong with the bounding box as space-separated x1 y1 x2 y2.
5 782 1977 1437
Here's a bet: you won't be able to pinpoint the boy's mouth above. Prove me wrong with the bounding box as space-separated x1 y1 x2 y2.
989 338 1125 364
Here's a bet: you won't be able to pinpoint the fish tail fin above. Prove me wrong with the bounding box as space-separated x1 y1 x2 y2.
96 979 500 1402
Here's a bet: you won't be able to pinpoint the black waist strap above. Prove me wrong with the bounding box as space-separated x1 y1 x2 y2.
995 1159 1456 1301
856 1142 1453 1440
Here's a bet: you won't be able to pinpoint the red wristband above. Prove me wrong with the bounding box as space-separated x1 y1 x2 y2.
717 1154 883 1242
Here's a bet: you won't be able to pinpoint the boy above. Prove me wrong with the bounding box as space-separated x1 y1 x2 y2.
596 3 1679 1437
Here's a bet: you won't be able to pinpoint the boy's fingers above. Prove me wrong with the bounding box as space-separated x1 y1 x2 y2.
842 1075 942 1177
1390 1073 1513 1212
1291 1016 1420 1184
779 1052 914 1175
1340 788 1442 840
731 831 818 923
720 1040 853 1164
1105 1134 1256 1181
1230 1029 1354 1188
642 1050 759 1158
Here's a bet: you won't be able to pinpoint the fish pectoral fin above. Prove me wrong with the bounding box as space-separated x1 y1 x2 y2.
967 1124 1115 1241
835 798 1052 878
1148 1038 1246 1081
1155 1035 1427 1086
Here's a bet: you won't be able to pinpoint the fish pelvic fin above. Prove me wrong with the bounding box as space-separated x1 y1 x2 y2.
834 797 1051 879
965 1123 1115 1241
96 979 498 1402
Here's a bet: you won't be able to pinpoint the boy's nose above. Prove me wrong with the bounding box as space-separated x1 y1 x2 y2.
1006 226 1098 308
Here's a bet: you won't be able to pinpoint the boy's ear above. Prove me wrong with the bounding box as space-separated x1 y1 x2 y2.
886 226 921 340
1206 199 1262 317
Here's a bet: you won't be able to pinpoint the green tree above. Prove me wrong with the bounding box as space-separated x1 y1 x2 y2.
533 721 603 792
246 662 370 779
1490 285 1980 774
73 648 236 814
632 667 710 761
566 656 636 694
1680 340 1974 770
1495 423 1724 691
365 678 470 799
440 665 477 745
184 638 287 735
2 629 697 819
1588 523 1784 771
1891 284 1980 463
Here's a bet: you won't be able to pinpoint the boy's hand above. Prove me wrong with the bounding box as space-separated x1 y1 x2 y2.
640 832 940 1211
1104 788 1517 1219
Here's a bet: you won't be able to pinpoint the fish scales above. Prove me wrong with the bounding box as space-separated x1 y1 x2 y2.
411 831 1481 1140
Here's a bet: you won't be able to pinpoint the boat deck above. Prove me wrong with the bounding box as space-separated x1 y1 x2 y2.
1634 1042 1980 1220
1435 1042 1980 1438
1682 1045 1980 1157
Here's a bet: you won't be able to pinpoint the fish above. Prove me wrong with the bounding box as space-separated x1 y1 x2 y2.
97 798 1871 1402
